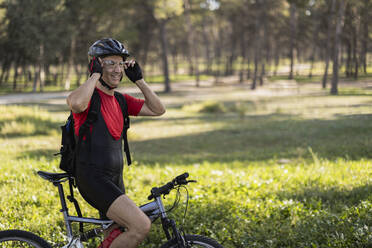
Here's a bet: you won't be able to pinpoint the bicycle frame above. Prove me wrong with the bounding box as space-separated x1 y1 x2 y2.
54 179 180 247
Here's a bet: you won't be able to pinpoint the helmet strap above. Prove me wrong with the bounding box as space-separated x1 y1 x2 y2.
99 77 117 90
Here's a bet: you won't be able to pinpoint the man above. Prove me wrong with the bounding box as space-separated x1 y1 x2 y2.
67 38 165 248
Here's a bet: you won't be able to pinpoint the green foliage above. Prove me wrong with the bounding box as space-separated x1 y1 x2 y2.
154 0 184 20
1 83 372 247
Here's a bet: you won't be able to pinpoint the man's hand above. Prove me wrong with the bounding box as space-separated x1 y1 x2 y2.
124 60 143 83
88 57 102 76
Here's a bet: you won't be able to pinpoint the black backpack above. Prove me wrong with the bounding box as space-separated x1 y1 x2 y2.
56 89 131 176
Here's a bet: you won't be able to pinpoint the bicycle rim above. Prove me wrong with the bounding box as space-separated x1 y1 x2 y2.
0 230 51 248
161 234 224 248
184 241 217 248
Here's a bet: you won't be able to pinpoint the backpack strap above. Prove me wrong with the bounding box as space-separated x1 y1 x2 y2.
74 89 101 172
114 92 132 166
78 90 101 139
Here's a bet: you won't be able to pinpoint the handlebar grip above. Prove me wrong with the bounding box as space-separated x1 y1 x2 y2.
147 173 190 200
158 182 174 194
175 173 189 183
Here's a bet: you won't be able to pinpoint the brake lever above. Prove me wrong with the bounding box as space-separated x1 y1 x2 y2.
187 180 197 183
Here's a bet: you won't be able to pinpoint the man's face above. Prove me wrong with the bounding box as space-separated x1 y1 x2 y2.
100 55 124 87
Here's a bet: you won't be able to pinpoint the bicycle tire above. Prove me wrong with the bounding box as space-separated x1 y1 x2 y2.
0 229 52 248
160 234 224 248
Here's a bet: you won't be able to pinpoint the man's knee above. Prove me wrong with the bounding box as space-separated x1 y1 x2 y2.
132 215 151 237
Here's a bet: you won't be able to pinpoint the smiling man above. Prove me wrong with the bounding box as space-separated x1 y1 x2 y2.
66 38 165 248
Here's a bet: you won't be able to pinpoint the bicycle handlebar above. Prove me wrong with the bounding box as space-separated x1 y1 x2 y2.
148 172 195 200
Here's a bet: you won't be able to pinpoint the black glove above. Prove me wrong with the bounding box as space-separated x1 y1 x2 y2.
124 61 143 83
88 57 102 76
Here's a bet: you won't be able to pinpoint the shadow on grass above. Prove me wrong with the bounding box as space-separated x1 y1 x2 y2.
277 184 372 213
131 112 372 166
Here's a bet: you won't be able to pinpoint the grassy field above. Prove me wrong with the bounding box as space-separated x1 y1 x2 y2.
0 79 372 247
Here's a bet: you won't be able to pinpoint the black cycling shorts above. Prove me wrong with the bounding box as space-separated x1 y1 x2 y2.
75 160 125 219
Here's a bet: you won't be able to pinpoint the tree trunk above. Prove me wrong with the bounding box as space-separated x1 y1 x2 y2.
195 56 200 87
214 27 223 85
361 0 369 74
159 20 171 92
252 50 259 90
260 0 267 85
322 0 336 88
25 65 32 89
12 60 20 91
74 64 83 87
352 18 359 79
201 16 212 75
288 2 296 80
21 64 27 88
246 48 251 79
274 44 279 76
262 0 269 77
259 63 265 86
33 65 39 92
183 0 194 76
345 39 352 77
252 0 262 89
58 56 65 86
309 9 320 79
239 28 246 83
225 35 237 76
39 44 45 92
0 59 11 85
171 52 178 75
331 0 346 95
65 35 76 90
225 16 238 76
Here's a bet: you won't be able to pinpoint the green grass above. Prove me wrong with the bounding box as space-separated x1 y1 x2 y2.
1 80 372 247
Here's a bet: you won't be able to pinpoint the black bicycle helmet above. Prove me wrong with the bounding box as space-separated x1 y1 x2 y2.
88 38 130 59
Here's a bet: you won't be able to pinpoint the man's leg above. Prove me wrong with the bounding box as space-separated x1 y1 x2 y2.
106 194 151 248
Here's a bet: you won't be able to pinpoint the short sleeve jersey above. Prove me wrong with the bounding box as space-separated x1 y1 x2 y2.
72 88 144 140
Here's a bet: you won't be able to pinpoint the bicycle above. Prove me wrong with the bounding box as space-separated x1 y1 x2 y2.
0 171 224 248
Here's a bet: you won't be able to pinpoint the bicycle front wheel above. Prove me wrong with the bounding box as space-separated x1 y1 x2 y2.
160 234 224 248
0 229 52 248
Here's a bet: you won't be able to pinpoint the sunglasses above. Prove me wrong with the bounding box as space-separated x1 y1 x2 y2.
102 60 126 70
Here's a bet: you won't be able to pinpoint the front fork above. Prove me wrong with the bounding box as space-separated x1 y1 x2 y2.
161 218 188 248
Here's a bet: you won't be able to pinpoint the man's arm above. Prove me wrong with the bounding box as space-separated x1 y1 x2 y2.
66 73 100 113
124 60 165 116
135 79 166 116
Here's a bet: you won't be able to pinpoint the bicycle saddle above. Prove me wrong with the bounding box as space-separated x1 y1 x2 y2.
37 171 70 182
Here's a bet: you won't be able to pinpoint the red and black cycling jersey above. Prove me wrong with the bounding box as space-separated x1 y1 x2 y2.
72 87 144 140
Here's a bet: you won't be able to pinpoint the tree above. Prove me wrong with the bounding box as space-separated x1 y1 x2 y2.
331 0 346 95
152 0 184 92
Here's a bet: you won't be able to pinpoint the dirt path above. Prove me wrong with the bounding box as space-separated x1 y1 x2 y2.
0 76 371 105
